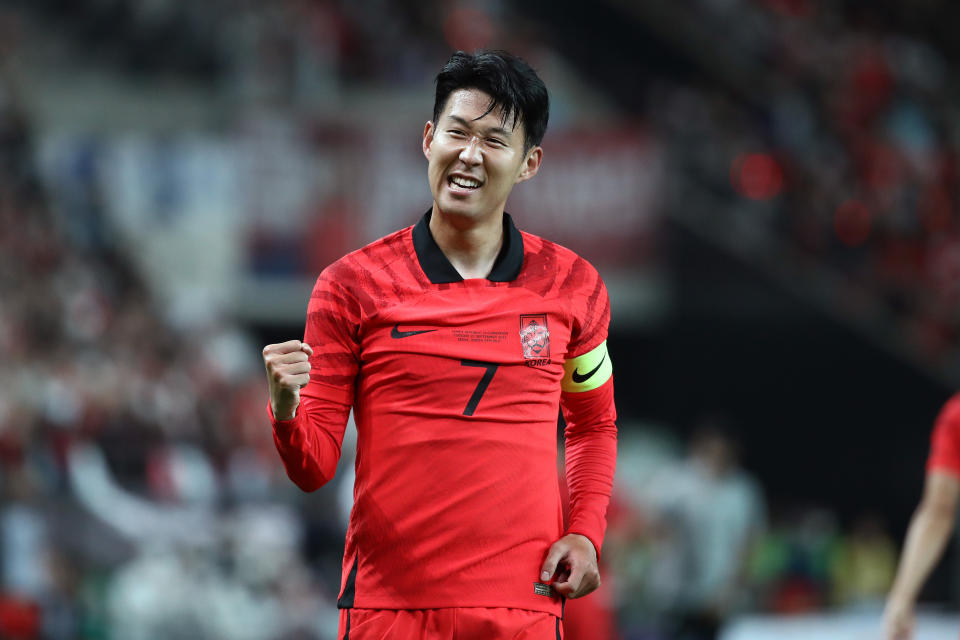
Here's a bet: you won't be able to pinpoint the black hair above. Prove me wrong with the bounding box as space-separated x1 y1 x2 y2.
433 50 550 152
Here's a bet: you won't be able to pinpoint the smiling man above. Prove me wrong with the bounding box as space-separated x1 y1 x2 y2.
262 50 618 640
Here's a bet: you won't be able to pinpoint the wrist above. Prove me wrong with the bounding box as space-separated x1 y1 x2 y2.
271 401 297 421
886 587 915 607
566 532 599 559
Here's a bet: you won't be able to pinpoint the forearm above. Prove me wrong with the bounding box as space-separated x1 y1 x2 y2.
270 396 351 491
561 378 618 555
565 425 617 539
889 504 955 604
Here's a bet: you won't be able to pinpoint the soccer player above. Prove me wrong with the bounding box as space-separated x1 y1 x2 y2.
262 50 618 639
883 394 960 640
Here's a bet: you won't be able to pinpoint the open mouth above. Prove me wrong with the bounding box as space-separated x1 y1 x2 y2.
448 175 483 191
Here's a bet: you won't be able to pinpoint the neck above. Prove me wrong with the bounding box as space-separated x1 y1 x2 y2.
429 206 504 279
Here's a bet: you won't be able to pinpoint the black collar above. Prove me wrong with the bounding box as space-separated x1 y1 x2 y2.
412 210 525 283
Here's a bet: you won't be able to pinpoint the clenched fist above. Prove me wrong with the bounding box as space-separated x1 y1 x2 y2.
539 533 601 599
262 340 314 420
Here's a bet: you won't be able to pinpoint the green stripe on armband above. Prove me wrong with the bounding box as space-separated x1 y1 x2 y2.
562 340 612 392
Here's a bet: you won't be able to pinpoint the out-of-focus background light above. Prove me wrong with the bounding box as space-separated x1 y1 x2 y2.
2 0 960 638
833 199 872 247
731 152 783 200
443 6 495 52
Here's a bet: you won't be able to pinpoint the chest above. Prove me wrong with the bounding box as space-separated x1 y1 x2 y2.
362 284 572 363
353 284 573 418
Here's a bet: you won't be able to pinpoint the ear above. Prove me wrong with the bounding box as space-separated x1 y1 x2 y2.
515 146 543 184
422 121 435 161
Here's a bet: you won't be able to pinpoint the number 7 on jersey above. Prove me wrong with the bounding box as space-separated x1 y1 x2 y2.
460 360 499 416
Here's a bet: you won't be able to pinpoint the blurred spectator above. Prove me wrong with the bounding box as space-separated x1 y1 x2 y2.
750 508 841 615
608 420 766 640
645 0 960 373
664 420 766 640
830 512 896 608
0 30 344 638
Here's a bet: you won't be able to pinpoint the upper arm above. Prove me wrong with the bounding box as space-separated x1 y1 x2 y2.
303 268 363 405
562 341 613 394
565 260 611 361
922 471 960 517
560 260 615 424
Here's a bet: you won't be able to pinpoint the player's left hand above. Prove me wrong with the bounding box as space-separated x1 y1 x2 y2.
539 533 600 599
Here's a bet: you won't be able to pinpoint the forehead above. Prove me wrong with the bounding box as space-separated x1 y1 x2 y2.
439 88 523 137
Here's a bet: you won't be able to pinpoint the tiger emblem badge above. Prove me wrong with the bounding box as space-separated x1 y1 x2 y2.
519 314 551 359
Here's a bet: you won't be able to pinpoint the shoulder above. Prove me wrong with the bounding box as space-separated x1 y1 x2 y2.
519 230 605 294
521 231 597 272
318 225 414 289
927 394 960 477
934 393 960 434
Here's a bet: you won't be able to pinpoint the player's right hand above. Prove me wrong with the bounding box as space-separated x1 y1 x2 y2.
882 597 914 640
262 340 313 421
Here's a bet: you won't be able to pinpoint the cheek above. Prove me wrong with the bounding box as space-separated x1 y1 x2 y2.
492 161 523 189
429 146 452 173
427 158 443 182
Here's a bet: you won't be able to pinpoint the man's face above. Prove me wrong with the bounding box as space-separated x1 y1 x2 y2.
422 88 542 222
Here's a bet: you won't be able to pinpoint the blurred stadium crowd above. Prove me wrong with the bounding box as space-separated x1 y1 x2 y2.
0 63 350 638
644 0 960 381
0 0 957 638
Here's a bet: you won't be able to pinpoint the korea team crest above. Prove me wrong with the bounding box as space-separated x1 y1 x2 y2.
519 314 551 361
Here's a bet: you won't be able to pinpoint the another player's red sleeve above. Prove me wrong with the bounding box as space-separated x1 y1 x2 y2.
559 263 617 557
927 394 960 479
270 266 362 491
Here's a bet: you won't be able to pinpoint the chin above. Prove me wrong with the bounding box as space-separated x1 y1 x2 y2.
436 198 482 220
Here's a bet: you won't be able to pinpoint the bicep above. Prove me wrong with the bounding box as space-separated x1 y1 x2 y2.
561 341 612 394
922 470 960 515
303 274 362 402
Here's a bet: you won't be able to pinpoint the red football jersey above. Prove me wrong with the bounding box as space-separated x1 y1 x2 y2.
271 211 617 615
927 393 960 477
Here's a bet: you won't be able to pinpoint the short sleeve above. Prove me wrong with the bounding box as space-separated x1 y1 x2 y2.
927 394 960 478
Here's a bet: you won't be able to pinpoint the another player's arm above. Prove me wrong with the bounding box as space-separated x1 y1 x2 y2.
884 471 960 640
541 339 617 599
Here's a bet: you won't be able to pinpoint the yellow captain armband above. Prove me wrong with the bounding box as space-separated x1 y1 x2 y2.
562 340 613 392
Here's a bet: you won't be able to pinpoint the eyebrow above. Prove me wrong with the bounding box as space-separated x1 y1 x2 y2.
445 115 513 138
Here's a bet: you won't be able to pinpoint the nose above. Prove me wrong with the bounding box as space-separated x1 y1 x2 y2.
458 136 482 166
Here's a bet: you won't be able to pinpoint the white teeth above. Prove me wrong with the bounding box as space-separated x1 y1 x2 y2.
450 176 481 189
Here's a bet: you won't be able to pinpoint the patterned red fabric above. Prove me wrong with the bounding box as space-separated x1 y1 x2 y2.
271 213 617 615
